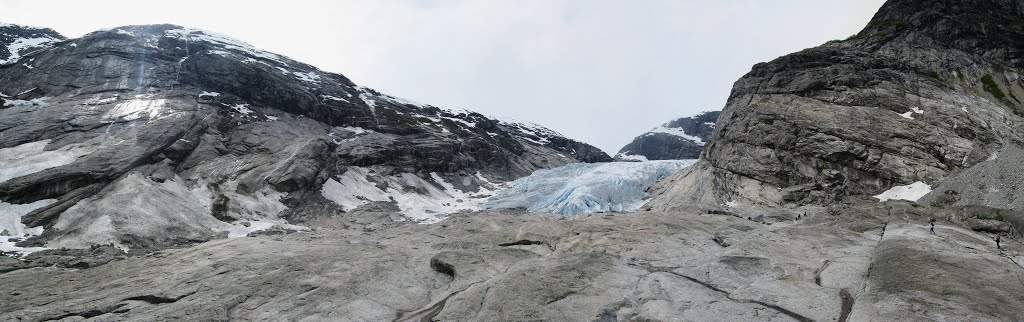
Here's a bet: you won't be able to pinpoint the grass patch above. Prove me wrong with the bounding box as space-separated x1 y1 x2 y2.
971 212 1006 221
1008 85 1021 103
981 74 1007 102
873 19 908 29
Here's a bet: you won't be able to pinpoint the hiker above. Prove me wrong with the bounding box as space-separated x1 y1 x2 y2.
928 222 935 235
996 233 1003 249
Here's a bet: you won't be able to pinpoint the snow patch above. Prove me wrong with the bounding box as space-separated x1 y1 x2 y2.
105 98 166 121
199 91 221 98
94 96 118 104
164 28 290 67
874 182 932 202
0 199 55 256
1 35 61 64
338 126 367 135
359 93 377 111
293 71 321 84
320 167 392 212
649 126 705 145
2 96 50 108
380 94 425 108
0 140 95 184
900 107 924 120
321 167 501 223
323 95 349 103
230 103 254 115
221 220 307 238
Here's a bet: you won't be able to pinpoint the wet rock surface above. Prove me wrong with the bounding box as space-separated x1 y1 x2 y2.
1 202 1021 321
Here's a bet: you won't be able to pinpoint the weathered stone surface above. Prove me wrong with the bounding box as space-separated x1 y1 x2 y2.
1 202 1020 321
653 0 1024 208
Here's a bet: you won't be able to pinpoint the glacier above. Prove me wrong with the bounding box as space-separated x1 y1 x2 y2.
484 160 696 217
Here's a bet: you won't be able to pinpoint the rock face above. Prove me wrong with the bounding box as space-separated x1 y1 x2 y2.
0 23 609 252
615 111 719 161
0 23 64 66
652 0 1024 207
2 202 1021 321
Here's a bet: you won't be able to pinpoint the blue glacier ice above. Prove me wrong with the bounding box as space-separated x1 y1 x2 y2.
484 160 696 217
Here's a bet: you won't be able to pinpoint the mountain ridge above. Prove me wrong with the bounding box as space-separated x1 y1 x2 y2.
615 111 720 161
0 22 609 252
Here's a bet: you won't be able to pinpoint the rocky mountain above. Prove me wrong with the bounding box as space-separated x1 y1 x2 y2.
0 23 64 65
615 111 719 161
650 0 1024 209
0 23 609 253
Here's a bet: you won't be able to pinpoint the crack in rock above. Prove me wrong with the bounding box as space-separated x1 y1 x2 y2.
40 303 128 321
498 239 554 251
121 291 197 304
814 260 831 287
838 288 854 322
629 263 814 322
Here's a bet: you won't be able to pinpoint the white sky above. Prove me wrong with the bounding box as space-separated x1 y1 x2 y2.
0 0 886 154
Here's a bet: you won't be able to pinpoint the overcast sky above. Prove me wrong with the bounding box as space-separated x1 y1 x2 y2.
1 0 886 154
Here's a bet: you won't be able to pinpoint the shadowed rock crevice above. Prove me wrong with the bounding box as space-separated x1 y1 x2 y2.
121 291 196 304
838 288 854 322
40 303 128 321
498 239 554 251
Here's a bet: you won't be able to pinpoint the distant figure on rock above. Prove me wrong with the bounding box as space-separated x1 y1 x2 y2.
996 233 1003 249
928 222 936 235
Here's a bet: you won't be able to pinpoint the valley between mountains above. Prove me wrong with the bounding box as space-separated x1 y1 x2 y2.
3 0 1024 320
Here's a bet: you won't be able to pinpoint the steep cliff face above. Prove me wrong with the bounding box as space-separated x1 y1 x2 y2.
650 0 1024 208
615 111 719 161
0 24 609 252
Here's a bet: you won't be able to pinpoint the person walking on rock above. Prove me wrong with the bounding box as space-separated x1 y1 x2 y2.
928 221 935 235
996 233 1003 250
